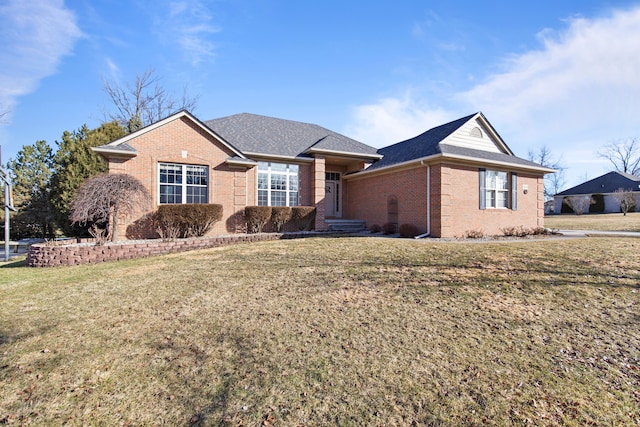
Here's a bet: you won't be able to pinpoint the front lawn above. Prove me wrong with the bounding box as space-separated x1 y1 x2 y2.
1 237 639 425
545 211 640 231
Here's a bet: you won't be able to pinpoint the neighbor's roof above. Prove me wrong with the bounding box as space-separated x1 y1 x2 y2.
365 112 546 172
204 113 380 158
555 171 640 196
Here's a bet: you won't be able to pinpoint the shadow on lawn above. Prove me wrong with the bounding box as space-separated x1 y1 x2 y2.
346 256 640 291
0 259 26 268
164 326 272 426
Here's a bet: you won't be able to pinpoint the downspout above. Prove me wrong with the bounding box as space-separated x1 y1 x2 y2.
415 161 431 239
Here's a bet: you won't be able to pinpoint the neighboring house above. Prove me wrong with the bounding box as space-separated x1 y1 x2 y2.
553 171 640 214
93 110 552 239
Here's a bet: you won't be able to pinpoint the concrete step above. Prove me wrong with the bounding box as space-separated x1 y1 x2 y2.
326 219 367 232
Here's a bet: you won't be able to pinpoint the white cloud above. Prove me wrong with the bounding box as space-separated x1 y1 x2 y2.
347 6 640 187
105 58 120 81
345 93 452 147
0 0 82 118
156 1 221 66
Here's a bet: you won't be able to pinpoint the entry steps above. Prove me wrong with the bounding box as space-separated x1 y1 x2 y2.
325 219 367 232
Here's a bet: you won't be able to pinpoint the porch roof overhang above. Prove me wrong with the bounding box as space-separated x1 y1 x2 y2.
225 157 259 168
304 147 383 161
242 152 316 163
91 144 138 160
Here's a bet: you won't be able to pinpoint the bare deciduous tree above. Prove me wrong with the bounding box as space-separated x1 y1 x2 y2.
70 173 150 242
611 188 637 216
598 138 640 176
563 195 594 215
103 69 199 132
527 145 566 198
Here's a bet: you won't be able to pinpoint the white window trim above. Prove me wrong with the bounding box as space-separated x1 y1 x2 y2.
480 169 517 210
158 162 209 205
257 161 300 207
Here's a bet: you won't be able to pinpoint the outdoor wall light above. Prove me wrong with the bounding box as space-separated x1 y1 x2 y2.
523 184 529 194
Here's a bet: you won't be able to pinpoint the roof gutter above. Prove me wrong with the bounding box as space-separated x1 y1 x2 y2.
442 153 556 174
241 152 315 163
225 158 258 168
344 152 554 180
91 146 138 159
305 147 383 160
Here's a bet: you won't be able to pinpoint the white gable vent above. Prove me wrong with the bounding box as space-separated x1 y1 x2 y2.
470 127 483 138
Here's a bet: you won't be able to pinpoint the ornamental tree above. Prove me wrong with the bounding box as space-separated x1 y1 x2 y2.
612 188 637 216
69 173 150 242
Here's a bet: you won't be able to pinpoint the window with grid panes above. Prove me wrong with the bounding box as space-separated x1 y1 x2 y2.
257 162 299 206
159 163 208 204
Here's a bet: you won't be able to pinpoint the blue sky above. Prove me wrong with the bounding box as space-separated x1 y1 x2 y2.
1 0 640 189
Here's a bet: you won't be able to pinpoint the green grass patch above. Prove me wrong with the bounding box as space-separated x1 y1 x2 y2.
1 237 639 425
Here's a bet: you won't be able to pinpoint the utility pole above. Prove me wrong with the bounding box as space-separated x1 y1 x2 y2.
0 146 16 262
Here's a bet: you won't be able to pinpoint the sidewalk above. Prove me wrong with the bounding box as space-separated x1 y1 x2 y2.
559 229 640 238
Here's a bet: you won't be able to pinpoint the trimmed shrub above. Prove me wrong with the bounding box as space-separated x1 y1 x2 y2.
530 226 550 235
155 204 223 239
590 194 605 213
291 207 316 231
398 223 419 238
245 206 272 233
464 229 485 239
501 225 528 237
271 207 292 232
382 222 396 235
369 224 382 233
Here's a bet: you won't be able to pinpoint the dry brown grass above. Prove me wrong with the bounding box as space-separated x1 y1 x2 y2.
1 237 639 425
545 212 640 231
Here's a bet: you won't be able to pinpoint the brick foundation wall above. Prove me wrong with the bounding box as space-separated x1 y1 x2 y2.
25 233 315 267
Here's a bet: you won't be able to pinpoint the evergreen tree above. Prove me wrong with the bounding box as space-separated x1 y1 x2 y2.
50 121 125 235
6 140 54 238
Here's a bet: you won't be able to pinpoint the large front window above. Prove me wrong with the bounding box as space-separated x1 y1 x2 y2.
257 162 299 206
159 163 208 204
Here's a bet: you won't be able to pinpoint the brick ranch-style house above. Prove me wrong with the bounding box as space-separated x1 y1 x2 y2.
93 110 553 239
553 171 640 214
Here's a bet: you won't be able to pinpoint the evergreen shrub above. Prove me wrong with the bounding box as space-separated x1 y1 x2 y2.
271 207 292 232
155 204 223 239
245 206 272 233
291 207 316 231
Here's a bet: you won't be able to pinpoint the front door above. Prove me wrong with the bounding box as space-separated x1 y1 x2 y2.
325 181 340 217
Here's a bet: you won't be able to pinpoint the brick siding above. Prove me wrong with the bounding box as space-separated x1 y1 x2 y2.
108 117 259 239
344 162 545 238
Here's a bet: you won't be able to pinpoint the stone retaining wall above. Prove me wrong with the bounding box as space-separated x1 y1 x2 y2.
26 233 313 267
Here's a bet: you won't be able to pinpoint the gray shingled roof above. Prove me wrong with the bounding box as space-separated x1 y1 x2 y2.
366 113 543 171
555 171 640 196
204 113 378 157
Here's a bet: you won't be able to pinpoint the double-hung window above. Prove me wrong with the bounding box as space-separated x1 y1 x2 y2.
257 162 299 206
159 162 208 204
479 169 517 210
